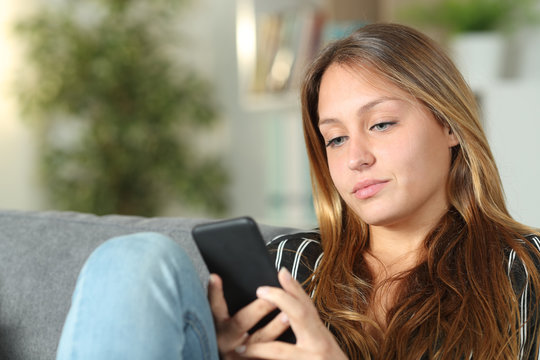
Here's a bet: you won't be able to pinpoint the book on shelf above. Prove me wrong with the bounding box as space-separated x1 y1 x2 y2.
250 9 325 95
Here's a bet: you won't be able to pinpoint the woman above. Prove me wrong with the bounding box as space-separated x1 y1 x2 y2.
57 23 540 359
212 23 540 359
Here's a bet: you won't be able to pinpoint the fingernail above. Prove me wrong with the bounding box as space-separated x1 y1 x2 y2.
256 286 268 297
280 312 289 324
280 267 292 280
235 345 246 354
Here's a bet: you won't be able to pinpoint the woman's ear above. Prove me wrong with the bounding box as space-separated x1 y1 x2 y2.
446 125 459 147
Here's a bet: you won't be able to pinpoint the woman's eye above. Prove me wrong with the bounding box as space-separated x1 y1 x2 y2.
326 136 347 148
370 122 396 131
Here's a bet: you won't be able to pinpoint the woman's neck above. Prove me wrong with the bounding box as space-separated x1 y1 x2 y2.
365 201 449 272
367 225 428 276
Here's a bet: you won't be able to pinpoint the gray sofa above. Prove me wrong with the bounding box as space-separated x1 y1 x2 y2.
0 209 296 360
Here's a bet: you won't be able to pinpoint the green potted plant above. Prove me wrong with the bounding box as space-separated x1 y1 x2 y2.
15 0 228 217
402 0 538 33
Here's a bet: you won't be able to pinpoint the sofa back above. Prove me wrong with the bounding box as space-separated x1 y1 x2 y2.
0 210 295 360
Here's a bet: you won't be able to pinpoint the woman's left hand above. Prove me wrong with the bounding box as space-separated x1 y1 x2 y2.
237 268 348 360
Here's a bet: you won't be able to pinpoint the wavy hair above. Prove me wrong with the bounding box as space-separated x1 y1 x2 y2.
301 23 540 359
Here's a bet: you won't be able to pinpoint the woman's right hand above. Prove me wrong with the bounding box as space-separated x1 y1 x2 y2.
208 273 291 359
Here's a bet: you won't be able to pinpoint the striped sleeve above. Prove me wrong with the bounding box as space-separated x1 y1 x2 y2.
266 230 323 290
507 234 540 360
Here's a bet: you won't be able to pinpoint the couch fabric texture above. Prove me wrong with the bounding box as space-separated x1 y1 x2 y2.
0 209 296 360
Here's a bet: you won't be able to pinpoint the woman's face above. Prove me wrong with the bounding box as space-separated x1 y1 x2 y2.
317 64 458 231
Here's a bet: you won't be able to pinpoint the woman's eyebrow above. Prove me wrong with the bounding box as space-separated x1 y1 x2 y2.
318 97 401 127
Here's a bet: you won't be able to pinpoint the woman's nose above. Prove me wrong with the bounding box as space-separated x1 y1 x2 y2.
347 138 375 170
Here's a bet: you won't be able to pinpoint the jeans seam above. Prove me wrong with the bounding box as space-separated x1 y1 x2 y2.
184 310 214 360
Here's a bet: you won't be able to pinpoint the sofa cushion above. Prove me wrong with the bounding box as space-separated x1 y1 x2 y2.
0 209 296 360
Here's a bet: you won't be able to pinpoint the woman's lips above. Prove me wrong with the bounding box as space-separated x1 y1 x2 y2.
353 180 389 200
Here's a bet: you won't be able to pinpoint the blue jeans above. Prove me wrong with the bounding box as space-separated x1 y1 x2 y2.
56 232 219 360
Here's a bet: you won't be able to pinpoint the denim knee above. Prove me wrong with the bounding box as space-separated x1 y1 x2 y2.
81 232 201 292
91 232 183 262
58 232 218 360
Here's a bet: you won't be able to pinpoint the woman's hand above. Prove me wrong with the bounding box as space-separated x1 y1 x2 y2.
237 268 349 360
208 274 291 360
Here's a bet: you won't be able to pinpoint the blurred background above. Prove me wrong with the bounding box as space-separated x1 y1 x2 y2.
1 0 540 228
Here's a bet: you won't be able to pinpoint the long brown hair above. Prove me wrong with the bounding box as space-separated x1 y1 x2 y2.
301 23 540 359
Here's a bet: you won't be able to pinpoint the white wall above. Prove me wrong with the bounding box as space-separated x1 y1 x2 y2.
483 81 540 229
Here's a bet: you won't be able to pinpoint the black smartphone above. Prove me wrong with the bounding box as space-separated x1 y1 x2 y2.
192 216 295 343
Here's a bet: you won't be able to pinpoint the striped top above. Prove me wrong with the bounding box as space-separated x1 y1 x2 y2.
266 231 540 359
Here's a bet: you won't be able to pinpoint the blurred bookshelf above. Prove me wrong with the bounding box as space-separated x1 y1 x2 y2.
234 0 321 227
236 0 323 112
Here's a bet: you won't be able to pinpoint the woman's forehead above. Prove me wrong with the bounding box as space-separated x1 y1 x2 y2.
318 63 418 109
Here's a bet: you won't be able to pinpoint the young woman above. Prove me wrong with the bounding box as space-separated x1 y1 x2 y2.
211 23 540 359
57 23 540 359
